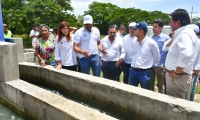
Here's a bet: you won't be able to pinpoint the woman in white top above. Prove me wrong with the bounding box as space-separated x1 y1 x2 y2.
55 21 77 71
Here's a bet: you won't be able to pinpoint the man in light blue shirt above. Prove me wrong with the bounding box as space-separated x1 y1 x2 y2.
149 20 170 93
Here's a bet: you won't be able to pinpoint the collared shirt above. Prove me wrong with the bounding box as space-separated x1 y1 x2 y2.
123 34 137 64
162 39 171 51
29 30 39 47
165 25 199 74
73 27 100 58
100 36 125 61
55 36 77 66
151 32 170 67
116 32 123 38
131 36 160 69
194 38 200 70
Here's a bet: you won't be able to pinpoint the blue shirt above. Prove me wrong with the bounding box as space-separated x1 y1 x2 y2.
151 32 170 67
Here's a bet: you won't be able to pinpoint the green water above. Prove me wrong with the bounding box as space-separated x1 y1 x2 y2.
0 103 24 120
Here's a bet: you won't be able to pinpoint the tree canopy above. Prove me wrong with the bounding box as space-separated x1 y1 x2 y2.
2 0 76 34
84 1 171 34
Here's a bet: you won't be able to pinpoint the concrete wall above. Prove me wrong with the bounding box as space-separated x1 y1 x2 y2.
0 80 116 120
0 42 19 82
19 62 200 120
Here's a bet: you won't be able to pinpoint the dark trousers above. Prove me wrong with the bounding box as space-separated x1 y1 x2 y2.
122 62 131 84
62 65 77 71
101 60 120 81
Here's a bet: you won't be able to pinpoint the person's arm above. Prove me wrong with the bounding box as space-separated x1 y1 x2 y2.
35 46 46 66
54 39 62 69
116 39 125 67
73 32 90 58
152 42 160 66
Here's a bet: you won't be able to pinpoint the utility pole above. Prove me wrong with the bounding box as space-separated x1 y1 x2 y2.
190 6 197 20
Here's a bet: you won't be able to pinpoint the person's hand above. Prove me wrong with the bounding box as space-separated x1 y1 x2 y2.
40 60 46 67
81 50 90 58
101 49 107 56
168 70 180 78
116 59 122 68
56 64 62 69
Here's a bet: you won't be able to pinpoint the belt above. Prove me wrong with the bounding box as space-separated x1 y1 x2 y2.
166 69 189 75
132 67 152 71
102 60 116 63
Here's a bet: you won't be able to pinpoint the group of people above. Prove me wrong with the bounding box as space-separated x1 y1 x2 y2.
30 8 200 101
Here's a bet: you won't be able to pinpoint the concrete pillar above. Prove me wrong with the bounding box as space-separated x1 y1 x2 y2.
0 42 19 82
5 38 24 62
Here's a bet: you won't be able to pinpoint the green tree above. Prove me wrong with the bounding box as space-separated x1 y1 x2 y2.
192 17 200 26
2 0 76 34
84 1 120 34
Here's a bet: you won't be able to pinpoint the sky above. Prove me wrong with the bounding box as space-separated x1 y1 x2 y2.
70 0 200 19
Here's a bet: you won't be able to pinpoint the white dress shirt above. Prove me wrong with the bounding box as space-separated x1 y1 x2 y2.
194 39 200 70
165 25 199 74
73 27 100 58
116 32 123 38
100 36 125 61
123 34 137 64
55 36 77 66
131 36 160 69
162 39 172 51
29 30 39 47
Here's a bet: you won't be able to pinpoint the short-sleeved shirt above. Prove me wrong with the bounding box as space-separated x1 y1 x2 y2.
29 30 39 47
35 37 56 66
73 27 100 58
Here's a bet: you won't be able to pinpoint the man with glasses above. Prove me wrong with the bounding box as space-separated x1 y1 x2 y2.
129 22 160 90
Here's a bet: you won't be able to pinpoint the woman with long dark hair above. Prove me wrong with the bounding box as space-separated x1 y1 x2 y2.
55 21 77 71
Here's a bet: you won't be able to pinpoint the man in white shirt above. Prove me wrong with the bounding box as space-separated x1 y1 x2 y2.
29 24 39 48
129 22 160 90
116 25 126 38
101 25 125 80
165 9 199 100
122 22 137 84
149 20 170 93
73 15 106 77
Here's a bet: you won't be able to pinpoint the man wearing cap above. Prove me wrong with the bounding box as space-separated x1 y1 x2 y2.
3 24 13 38
190 24 200 101
122 22 137 84
165 9 199 100
100 25 125 80
29 24 39 48
149 20 170 93
129 22 160 90
73 15 106 77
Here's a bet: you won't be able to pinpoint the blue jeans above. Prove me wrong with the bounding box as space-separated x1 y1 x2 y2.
80 55 101 77
129 68 152 90
190 75 198 101
122 62 131 84
101 60 120 81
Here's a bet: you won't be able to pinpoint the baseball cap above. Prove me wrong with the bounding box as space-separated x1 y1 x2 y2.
131 22 148 32
83 15 93 24
3 24 7 27
129 22 136 27
191 24 199 33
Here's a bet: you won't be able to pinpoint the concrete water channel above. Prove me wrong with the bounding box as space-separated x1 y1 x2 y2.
1 39 200 120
